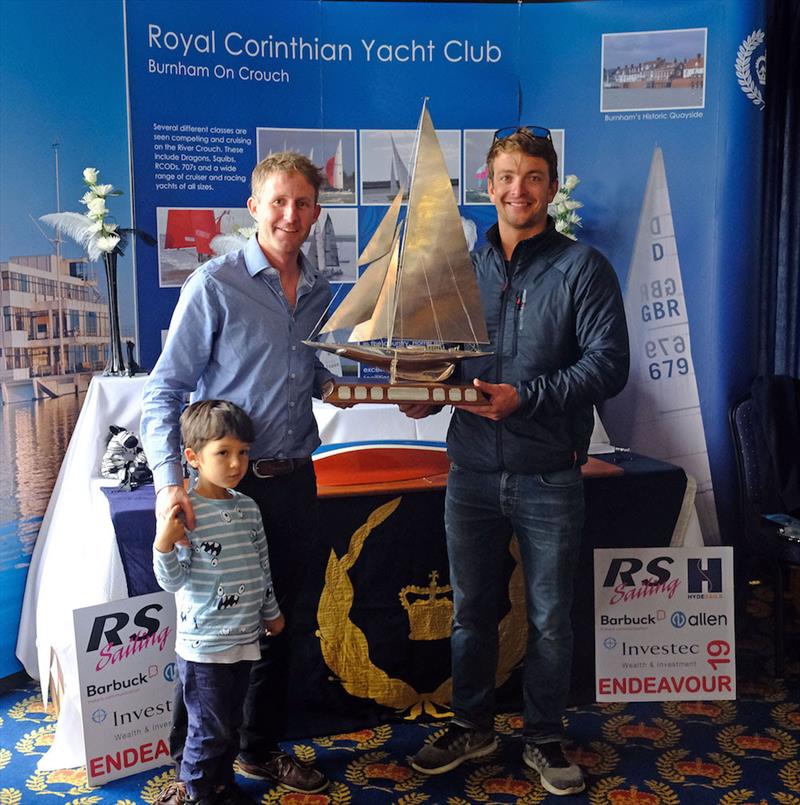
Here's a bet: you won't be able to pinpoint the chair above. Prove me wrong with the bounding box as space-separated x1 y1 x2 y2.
730 393 800 676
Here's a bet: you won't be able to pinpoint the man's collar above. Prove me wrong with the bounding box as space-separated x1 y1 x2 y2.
487 216 557 255
243 234 318 284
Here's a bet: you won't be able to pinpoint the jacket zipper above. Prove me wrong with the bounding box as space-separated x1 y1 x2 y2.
496 252 514 465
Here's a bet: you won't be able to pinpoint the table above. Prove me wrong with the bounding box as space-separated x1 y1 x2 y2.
16 375 699 769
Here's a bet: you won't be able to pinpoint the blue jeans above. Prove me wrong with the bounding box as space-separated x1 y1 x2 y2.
445 463 585 742
177 656 253 800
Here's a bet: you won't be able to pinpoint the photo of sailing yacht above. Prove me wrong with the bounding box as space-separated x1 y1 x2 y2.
155 206 255 287
359 127 460 206
255 128 357 204
302 207 358 282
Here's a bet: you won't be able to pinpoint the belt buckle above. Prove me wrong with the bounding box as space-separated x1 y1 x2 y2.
253 458 290 478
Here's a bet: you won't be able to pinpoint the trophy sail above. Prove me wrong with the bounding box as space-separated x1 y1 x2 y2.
305 99 492 395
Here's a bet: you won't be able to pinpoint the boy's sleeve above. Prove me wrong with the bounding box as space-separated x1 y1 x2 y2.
252 509 282 621
153 544 191 593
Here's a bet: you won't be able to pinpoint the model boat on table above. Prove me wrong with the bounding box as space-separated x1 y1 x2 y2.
305 100 491 391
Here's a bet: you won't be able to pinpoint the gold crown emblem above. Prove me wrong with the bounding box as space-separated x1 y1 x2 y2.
399 571 453 641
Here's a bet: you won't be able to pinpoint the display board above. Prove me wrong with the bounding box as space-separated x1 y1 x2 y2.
594 547 735 702
73 592 176 784
124 1 765 542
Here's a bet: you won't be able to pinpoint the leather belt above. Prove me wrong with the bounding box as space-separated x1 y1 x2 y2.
251 456 311 478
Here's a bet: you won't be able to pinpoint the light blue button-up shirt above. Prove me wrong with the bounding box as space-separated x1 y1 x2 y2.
141 235 333 491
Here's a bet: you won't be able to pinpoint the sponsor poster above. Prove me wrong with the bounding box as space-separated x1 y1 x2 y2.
594 547 735 701
73 592 177 785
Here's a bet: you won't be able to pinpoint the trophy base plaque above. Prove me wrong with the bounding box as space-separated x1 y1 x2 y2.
326 380 488 406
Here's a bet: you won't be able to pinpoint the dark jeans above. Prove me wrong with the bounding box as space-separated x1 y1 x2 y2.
177 657 252 799
170 461 320 767
445 463 585 742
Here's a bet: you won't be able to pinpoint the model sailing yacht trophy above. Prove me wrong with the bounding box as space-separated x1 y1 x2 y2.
305 100 492 405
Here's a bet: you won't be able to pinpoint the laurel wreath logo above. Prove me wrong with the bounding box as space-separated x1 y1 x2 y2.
735 29 765 109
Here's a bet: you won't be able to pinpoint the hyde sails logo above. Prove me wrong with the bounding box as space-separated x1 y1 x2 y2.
736 29 766 110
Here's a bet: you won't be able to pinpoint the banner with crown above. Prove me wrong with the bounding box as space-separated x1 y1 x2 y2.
284 490 527 736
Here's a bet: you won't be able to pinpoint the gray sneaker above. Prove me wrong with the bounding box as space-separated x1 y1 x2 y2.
523 741 585 796
411 723 498 774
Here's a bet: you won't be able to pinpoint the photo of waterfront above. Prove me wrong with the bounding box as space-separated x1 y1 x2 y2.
601 28 707 112
0 393 83 676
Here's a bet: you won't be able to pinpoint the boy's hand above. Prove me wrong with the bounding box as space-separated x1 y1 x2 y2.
264 614 285 637
157 484 195 537
154 504 188 553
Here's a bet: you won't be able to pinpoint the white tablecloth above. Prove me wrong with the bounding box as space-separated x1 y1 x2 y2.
16 374 681 770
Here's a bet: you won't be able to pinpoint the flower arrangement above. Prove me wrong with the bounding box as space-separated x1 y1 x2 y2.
41 167 129 260
549 174 584 240
40 167 154 376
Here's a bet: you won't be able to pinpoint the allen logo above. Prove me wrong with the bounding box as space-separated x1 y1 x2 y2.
399 571 453 641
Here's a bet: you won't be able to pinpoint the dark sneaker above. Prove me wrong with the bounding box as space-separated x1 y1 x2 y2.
410 723 498 774
154 781 187 805
523 741 585 796
236 751 328 793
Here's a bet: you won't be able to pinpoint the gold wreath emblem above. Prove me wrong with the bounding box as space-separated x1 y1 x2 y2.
317 497 527 715
601 715 680 748
464 763 546 804
260 782 352 804
570 741 620 775
655 749 741 788
717 725 798 759
15 725 54 756
661 699 736 724
345 750 425 792
778 759 800 793
771 703 800 731
588 777 680 805
24 767 93 799
315 724 393 752
7 694 56 724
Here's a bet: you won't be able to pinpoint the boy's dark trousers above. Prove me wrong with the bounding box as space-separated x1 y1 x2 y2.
176 656 253 800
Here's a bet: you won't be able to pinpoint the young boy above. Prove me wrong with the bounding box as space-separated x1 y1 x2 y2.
153 400 284 805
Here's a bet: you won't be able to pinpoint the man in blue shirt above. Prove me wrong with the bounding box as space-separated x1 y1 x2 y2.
142 152 337 799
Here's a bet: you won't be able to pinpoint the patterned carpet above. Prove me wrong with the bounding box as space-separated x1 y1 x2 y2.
1 582 798 804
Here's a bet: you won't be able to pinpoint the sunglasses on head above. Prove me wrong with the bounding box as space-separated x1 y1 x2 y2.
492 125 552 143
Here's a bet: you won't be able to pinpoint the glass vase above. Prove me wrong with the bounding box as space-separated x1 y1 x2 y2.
102 250 126 376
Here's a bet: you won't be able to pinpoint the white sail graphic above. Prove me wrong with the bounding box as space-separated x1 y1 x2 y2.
389 134 410 195
605 147 719 542
305 212 343 279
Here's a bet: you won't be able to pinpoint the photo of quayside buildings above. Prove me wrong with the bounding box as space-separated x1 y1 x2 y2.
602 51 705 111
1 254 115 403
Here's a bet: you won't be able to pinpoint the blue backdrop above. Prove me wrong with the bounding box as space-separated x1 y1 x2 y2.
124 0 765 545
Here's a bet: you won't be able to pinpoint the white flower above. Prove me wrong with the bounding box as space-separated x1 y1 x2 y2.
83 167 99 184
92 183 115 197
80 190 95 206
549 173 584 239
95 233 120 253
86 197 108 219
563 174 579 191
